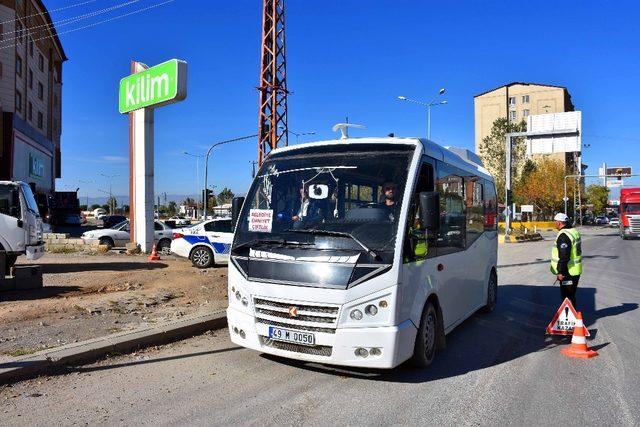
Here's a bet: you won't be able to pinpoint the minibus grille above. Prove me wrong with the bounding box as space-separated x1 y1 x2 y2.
260 337 333 357
254 298 339 315
253 297 340 330
255 319 336 334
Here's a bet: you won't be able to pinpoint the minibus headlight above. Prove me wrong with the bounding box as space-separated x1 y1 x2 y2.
364 304 378 316
349 309 363 321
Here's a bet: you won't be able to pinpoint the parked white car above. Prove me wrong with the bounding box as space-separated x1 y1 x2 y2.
81 220 174 252
609 217 620 227
168 216 190 226
170 217 233 268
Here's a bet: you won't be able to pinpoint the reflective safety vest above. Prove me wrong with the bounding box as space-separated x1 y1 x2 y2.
550 228 582 276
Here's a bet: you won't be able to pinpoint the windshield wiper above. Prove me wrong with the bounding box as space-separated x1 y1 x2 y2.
284 228 380 260
232 238 314 252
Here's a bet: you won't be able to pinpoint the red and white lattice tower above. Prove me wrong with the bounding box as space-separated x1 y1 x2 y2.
257 0 288 165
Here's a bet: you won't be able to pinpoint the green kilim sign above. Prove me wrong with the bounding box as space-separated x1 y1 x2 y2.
119 59 187 113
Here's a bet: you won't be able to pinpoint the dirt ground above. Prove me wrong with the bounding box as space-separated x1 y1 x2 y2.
0 252 228 360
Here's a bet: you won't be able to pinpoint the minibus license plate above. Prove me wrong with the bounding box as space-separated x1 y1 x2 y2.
268 326 315 346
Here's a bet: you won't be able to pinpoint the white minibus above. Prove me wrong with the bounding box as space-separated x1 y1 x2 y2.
227 137 498 368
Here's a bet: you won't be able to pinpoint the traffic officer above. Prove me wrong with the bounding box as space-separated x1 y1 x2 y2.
550 212 583 307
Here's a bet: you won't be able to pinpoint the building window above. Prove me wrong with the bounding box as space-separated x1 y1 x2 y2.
38 53 44 72
28 102 32 121
508 96 516 105
28 69 33 88
37 111 43 129
29 37 34 57
522 95 530 103
509 110 517 120
38 81 43 99
523 109 530 117
16 55 22 77
16 91 22 112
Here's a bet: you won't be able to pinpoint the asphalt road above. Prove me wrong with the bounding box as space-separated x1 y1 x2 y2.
2 227 639 426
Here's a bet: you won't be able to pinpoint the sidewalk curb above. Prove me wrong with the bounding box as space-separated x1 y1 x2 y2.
0 310 227 385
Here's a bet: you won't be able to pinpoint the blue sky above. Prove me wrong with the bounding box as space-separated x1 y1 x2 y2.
51 0 640 200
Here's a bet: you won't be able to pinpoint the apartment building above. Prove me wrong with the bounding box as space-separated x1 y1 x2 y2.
0 0 66 196
474 82 574 154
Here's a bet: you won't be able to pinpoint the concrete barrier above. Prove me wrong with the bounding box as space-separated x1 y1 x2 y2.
43 233 101 253
498 221 556 232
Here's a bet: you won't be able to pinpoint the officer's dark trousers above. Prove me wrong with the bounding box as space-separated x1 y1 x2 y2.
560 275 580 308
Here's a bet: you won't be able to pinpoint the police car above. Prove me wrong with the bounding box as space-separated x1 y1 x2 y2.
170 217 234 268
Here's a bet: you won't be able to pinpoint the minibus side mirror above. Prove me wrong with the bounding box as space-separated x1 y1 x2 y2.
419 192 440 231
231 197 245 231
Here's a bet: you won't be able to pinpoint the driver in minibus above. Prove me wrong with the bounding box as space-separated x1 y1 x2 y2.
380 181 398 221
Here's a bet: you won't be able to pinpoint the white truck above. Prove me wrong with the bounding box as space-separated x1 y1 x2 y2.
0 181 45 270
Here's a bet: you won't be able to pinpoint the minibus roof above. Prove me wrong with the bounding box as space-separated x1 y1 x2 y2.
267 137 494 182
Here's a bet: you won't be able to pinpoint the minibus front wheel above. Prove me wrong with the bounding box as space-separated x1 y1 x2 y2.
410 301 438 368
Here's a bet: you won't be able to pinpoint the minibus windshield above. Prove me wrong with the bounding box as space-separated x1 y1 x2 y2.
234 144 414 256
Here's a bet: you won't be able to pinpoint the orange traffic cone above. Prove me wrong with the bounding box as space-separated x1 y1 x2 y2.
148 243 161 261
560 311 598 359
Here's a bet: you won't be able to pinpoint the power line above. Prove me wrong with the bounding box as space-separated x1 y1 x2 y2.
583 134 640 143
0 0 142 40
0 0 102 25
0 0 175 51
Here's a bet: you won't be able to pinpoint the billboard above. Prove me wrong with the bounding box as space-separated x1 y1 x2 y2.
525 111 582 155
606 166 632 178
601 166 632 187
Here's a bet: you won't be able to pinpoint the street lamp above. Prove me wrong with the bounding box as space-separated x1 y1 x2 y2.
203 134 258 219
183 151 204 217
78 179 93 210
278 126 316 144
397 88 447 140
100 173 119 215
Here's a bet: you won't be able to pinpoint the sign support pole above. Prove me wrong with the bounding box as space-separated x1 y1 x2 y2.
121 58 187 253
129 61 155 253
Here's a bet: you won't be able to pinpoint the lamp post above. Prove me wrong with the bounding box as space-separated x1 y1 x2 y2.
183 151 204 216
100 173 119 215
397 88 447 140
203 134 258 219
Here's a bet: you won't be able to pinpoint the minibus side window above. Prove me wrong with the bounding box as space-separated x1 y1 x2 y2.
403 161 435 263
483 180 498 230
436 163 466 254
465 177 484 247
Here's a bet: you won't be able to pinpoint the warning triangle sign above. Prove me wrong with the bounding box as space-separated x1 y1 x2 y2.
546 298 591 336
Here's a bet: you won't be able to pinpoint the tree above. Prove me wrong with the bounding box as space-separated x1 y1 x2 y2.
585 185 609 216
478 117 528 204
167 201 177 215
217 187 234 205
90 204 101 211
106 196 118 214
513 157 571 218
80 204 88 211
122 204 130 214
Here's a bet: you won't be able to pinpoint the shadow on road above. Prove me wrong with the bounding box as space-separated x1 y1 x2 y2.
499 254 619 269
0 285 83 301
262 284 638 383
67 346 243 373
41 262 169 274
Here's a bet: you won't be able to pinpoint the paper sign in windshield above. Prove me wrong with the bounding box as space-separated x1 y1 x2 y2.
249 209 273 233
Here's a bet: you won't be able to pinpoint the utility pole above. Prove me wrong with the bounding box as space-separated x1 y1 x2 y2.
257 0 289 165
